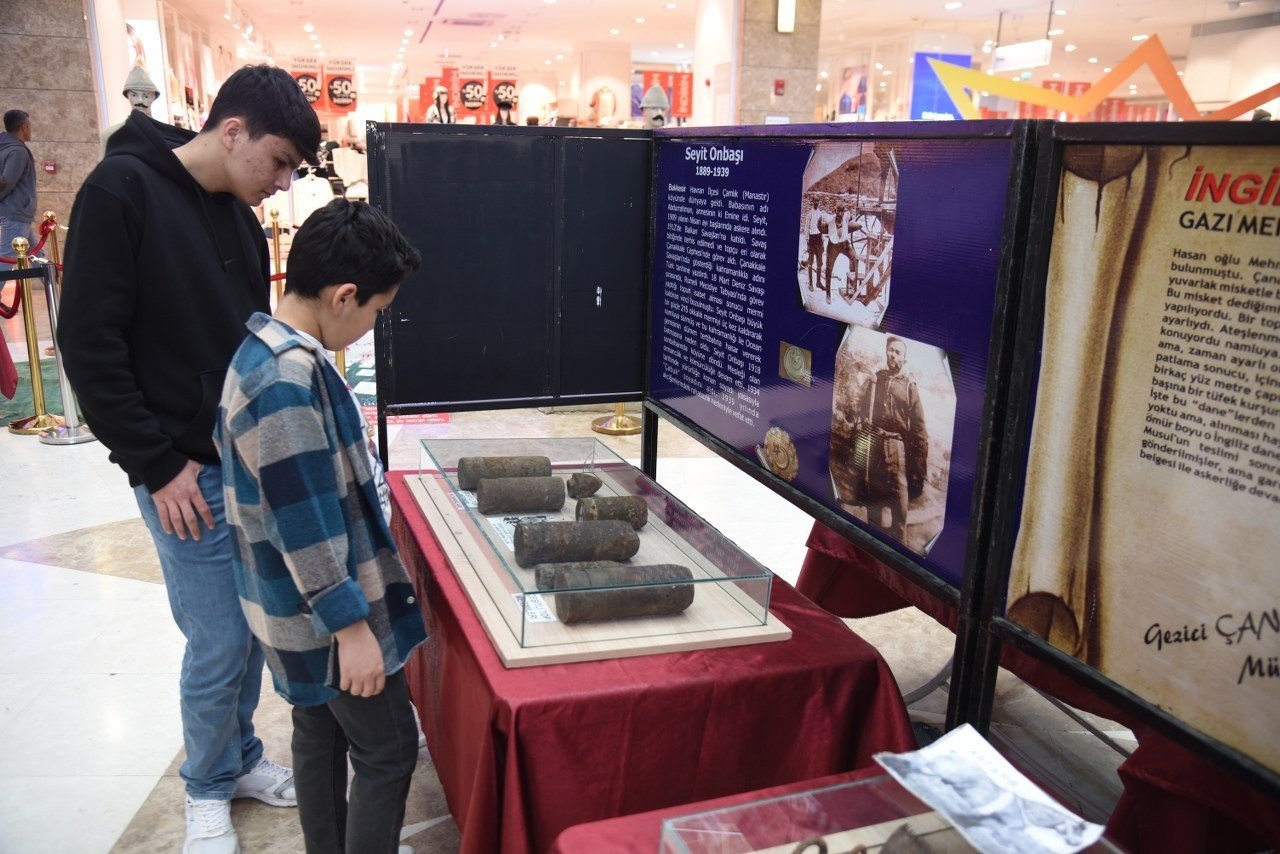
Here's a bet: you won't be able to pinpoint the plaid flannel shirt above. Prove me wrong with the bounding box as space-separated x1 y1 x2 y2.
215 312 426 707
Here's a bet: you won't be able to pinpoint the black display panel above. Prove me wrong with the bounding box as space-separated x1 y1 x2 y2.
368 123 651 418
645 122 1037 602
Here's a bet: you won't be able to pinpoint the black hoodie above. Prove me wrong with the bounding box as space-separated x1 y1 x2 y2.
59 111 270 492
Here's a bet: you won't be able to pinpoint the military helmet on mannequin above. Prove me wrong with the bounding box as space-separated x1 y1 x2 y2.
122 66 160 115
640 85 670 129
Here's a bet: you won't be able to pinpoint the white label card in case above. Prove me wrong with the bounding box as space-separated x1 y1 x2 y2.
511 593 557 623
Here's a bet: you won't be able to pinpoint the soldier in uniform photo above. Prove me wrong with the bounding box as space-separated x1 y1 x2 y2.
852 336 928 540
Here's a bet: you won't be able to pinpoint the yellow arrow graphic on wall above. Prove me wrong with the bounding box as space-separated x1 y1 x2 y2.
929 35 1280 121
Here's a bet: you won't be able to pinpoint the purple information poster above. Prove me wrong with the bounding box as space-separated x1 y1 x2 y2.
648 127 1017 589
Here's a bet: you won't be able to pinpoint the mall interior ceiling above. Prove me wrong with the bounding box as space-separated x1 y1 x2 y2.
167 0 1280 105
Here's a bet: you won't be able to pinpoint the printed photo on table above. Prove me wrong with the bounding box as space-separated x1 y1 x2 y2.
796 140 899 327
829 326 956 556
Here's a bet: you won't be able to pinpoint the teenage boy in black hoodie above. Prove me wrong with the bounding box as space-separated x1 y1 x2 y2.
58 65 321 854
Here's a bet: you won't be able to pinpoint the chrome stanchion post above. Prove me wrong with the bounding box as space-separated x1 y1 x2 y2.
7 236 65 435
38 214 95 445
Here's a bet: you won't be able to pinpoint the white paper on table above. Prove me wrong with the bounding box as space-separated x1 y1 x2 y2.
874 725 1105 854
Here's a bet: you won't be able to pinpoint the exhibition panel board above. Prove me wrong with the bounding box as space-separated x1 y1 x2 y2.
984 121 1280 797
645 121 1037 605
366 123 651 451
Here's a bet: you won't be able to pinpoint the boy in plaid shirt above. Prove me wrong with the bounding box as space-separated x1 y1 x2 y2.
216 199 425 853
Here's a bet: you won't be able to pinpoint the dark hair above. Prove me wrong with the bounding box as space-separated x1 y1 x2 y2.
287 200 421 305
4 109 29 133
203 65 321 165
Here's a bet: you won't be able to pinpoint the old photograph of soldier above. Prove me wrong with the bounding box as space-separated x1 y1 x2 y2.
796 141 899 328
829 326 955 555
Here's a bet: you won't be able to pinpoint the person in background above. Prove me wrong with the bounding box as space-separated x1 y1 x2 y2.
216 199 425 854
0 109 36 258
58 65 321 854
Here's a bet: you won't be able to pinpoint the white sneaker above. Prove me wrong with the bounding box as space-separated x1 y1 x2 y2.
184 797 240 854
233 757 297 807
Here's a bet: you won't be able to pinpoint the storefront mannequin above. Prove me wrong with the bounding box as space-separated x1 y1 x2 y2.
123 66 160 116
102 66 161 154
494 98 517 126
640 85 670 129
426 85 455 124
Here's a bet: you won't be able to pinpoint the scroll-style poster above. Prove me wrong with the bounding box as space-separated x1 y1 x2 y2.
290 56 323 109
324 57 357 114
1009 143 1280 774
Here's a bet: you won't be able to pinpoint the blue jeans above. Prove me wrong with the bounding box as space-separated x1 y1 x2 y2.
0 217 35 261
135 463 265 799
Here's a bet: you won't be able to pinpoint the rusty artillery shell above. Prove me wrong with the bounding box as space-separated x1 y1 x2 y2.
476 476 565 514
575 495 648 530
539 563 695 624
513 520 638 568
566 472 603 499
457 456 552 490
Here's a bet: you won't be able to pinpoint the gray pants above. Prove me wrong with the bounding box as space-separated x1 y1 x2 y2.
292 670 420 853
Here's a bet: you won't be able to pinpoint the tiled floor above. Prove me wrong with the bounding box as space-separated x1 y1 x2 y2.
0 323 1130 851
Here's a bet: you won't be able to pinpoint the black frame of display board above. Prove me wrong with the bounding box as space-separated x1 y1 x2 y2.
639 120 1043 730
971 119 1280 799
367 122 653 462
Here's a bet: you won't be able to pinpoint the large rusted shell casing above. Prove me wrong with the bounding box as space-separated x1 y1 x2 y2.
456 456 552 490
513 520 638 567
575 495 648 530
476 476 566 514
565 472 603 499
537 562 695 624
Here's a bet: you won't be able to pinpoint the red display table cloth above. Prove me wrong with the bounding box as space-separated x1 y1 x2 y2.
389 473 916 854
798 522 1280 853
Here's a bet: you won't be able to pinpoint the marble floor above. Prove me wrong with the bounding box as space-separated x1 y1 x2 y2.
0 320 1131 851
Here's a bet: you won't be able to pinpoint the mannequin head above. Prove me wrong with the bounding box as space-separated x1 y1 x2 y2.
122 66 160 116
640 85 670 129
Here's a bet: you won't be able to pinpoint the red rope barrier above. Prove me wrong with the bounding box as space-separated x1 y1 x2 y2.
0 280 20 320
0 219 54 265
270 272 286 282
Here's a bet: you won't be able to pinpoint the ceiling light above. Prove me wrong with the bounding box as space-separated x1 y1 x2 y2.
635 17 646 24
403 28 413 36
1103 66 1112 72
1064 43 1077 51
544 0 557 4
666 2 677 7
303 23 313 32
882 69 892 75
609 28 620 35
982 45 991 53
944 1 962 8
1176 70 1184 77
819 70 829 79
555 53 564 60
1055 7 1066 13
545 59 552 65
650 51 659 57
980 91 989 96
815 83 822 91
676 42 685 48
401 38 409 45
1047 28 1063 35
309 33 317 40
317 50 326 56
1132 33 1148 41
874 62 883 69
1052 72 1061 78
490 41 498 47
497 33 504 40
1088 56 1098 63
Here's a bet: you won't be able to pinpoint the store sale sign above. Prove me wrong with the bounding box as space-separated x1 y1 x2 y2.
458 64 491 122
325 57 357 113
290 56 323 108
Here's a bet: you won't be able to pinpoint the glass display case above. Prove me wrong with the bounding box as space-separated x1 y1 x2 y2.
659 775 944 854
412 437 787 663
